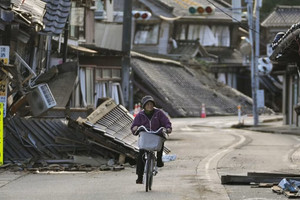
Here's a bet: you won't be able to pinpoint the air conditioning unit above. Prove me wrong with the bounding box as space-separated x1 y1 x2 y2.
27 84 57 116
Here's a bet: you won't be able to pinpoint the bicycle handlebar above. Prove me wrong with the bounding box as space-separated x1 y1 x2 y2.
136 126 165 134
134 125 168 138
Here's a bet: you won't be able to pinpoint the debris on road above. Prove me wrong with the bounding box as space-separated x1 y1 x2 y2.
222 172 300 198
3 98 142 172
221 172 300 185
272 178 300 198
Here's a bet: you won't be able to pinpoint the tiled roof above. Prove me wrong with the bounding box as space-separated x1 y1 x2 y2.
261 5 300 28
131 52 253 117
168 40 218 61
42 0 71 35
10 0 71 34
269 22 300 63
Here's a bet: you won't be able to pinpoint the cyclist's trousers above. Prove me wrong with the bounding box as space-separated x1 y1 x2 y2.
136 142 164 177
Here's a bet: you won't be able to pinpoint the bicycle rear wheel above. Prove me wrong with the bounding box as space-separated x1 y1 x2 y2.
145 153 154 192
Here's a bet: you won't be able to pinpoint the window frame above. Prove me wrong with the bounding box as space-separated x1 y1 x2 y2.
174 22 231 47
133 22 161 45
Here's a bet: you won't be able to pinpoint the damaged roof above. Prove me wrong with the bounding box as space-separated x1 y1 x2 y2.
269 22 300 63
11 0 46 26
42 0 71 35
34 61 78 107
10 0 71 34
131 51 254 117
168 40 218 61
5 117 87 162
4 99 140 168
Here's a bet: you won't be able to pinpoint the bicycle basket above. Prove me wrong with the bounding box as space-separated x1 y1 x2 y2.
138 132 165 151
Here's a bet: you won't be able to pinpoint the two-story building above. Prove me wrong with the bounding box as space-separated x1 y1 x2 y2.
261 5 300 113
129 0 250 94
268 6 300 126
72 0 268 117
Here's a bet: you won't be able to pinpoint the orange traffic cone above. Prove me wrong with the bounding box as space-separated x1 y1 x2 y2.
133 103 138 117
201 103 206 118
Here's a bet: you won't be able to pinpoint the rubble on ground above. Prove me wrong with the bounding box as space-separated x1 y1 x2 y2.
221 172 300 198
3 99 145 172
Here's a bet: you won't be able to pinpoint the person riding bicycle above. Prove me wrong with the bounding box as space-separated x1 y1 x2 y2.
131 95 172 184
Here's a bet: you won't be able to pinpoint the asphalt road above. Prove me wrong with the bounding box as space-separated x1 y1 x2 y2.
1 116 299 200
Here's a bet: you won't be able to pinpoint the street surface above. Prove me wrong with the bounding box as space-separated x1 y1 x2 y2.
1 115 299 200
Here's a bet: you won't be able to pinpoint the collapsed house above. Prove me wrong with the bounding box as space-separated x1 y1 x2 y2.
0 0 276 170
4 99 140 170
131 52 265 117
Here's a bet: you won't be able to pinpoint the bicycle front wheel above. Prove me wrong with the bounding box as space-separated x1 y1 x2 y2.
145 153 154 192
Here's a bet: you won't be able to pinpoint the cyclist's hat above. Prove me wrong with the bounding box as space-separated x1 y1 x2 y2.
141 95 156 108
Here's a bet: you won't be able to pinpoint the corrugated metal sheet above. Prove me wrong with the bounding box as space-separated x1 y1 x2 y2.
78 99 139 153
11 0 46 25
90 105 138 150
261 6 300 28
5 117 86 162
11 0 46 17
4 100 141 166
131 52 253 117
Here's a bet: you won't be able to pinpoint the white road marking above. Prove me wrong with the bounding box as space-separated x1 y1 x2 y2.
196 132 246 200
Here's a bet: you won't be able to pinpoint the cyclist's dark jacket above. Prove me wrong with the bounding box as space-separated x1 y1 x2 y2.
131 108 172 134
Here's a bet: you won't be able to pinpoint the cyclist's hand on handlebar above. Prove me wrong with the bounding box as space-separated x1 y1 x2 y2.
132 126 138 135
166 128 172 134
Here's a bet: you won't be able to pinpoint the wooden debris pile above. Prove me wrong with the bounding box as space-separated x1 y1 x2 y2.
3 99 139 171
221 172 300 198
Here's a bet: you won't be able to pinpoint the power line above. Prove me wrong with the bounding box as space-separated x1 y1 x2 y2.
206 0 259 34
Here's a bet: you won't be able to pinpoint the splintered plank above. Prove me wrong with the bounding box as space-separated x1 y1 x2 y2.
251 183 277 188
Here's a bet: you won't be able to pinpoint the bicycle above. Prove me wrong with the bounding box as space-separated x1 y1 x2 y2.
135 125 168 192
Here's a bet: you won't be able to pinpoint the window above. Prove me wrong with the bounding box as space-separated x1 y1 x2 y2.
75 66 122 107
103 69 111 79
69 2 85 39
175 24 230 47
95 68 121 81
134 24 160 44
112 69 121 79
85 67 95 106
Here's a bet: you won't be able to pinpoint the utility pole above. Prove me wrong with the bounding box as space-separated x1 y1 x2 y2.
246 0 259 126
254 0 262 126
122 0 132 110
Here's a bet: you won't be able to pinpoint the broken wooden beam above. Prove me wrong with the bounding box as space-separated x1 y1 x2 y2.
221 175 300 185
247 172 300 178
